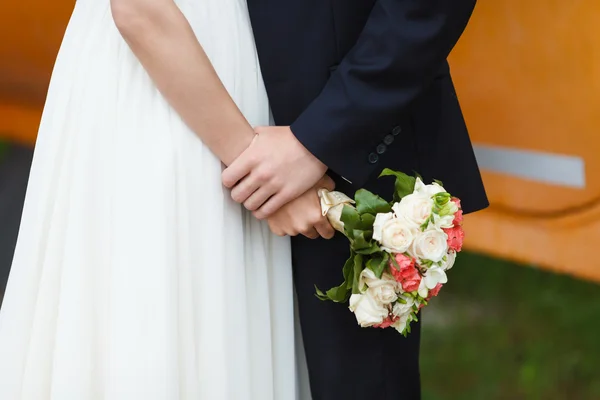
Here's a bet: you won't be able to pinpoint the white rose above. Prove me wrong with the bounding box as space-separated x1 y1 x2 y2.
417 279 429 298
349 292 389 327
377 217 415 254
413 177 446 197
444 200 459 216
367 273 399 305
411 229 448 262
359 268 392 288
423 266 448 289
359 267 379 288
431 213 455 230
372 212 393 242
392 193 434 229
368 285 398 306
382 272 402 292
391 313 411 335
392 295 415 317
441 250 456 271
359 269 398 304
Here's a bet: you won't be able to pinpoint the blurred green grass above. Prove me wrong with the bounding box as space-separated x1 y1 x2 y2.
0 140 8 161
421 252 600 400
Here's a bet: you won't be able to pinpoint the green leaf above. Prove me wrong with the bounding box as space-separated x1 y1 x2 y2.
366 253 389 278
351 230 370 251
389 253 401 271
315 255 355 303
315 283 348 303
433 178 444 186
342 255 355 284
355 189 392 215
356 213 376 231
314 282 350 303
325 284 351 302
379 168 416 201
365 257 378 273
355 243 381 255
340 205 360 233
420 215 432 231
351 254 364 294
314 285 329 301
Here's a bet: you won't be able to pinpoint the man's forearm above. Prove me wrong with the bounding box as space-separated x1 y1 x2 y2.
291 0 477 185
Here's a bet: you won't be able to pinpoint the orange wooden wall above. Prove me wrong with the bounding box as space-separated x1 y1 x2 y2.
0 0 72 145
449 2 600 280
1 1 599 280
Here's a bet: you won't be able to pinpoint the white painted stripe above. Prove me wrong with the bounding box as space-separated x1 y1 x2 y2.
473 144 586 188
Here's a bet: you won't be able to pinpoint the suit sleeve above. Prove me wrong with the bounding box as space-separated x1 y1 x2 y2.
290 0 477 186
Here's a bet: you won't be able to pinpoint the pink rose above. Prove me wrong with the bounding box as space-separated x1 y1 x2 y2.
373 315 398 329
451 198 463 226
390 254 421 292
444 226 465 252
428 283 443 298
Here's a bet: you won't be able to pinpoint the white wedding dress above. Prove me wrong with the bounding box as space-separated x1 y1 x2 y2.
0 0 310 399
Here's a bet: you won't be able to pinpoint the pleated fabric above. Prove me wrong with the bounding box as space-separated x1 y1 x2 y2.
0 1 308 398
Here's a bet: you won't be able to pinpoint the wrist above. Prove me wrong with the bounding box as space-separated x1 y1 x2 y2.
218 127 255 166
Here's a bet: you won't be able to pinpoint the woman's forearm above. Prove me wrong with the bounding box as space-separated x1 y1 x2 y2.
111 0 254 165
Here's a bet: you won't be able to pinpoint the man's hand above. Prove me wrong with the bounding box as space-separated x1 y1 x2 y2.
222 126 327 219
266 175 336 239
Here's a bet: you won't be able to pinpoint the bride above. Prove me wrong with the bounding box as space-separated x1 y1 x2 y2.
0 0 330 398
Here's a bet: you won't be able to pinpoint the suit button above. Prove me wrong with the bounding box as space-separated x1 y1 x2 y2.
383 134 394 145
392 126 402 136
376 144 387 154
368 152 379 164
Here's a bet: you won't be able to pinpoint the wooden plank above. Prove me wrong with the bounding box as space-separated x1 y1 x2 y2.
0 104 40 146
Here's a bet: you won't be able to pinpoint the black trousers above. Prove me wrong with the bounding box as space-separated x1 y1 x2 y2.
292 233 421 400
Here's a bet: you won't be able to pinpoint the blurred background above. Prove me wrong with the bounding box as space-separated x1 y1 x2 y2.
1 1 599 399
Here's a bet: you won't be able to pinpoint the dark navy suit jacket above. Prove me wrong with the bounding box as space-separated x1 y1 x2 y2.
248 0 488 213
247 2 488 397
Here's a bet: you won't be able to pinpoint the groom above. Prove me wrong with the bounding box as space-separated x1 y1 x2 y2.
224 0 488 398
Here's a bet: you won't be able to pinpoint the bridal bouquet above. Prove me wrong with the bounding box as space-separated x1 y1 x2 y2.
316 169 464 336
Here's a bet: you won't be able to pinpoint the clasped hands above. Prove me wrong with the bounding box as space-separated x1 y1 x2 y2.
222 126 335 239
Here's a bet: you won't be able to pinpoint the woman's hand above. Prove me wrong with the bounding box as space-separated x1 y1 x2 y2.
265 175 336 239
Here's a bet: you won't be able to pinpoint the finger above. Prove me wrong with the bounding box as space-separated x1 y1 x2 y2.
243 184 276 211
314 220 335 239
301 226 319 240
222 151 256 188
267 217 285 236
231 174 261 204
254 191 294 219
254 126 267 133
269 225 286 237
319 175 336 191
274 224 299 237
